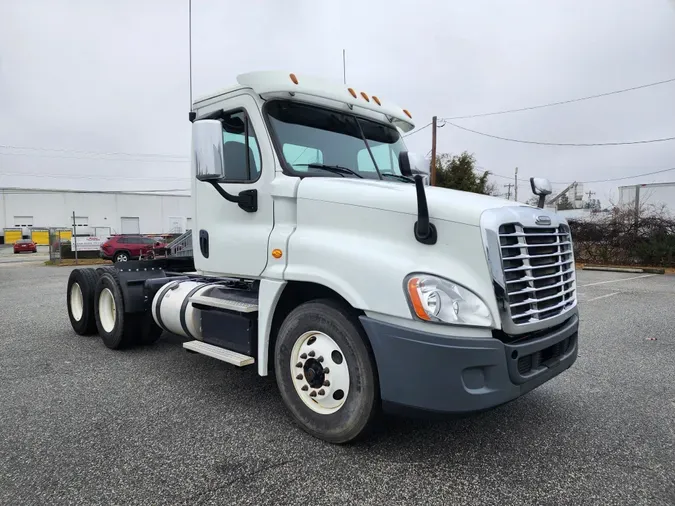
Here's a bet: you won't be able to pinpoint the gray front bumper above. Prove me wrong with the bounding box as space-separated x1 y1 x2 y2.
359 311 578 414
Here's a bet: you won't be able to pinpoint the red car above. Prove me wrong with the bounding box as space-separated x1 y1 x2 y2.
100 235 166 263
14 239 38 254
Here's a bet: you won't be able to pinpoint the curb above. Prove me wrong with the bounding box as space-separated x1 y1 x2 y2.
581 265 666 275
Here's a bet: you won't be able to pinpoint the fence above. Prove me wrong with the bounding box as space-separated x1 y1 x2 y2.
48 229 98 264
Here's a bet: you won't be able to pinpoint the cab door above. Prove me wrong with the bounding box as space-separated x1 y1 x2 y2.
192 93 275 278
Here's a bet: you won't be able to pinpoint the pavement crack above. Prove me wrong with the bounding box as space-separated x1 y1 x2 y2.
187 458 295 505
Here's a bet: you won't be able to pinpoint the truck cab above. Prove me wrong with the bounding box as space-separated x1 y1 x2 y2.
66 71 579 444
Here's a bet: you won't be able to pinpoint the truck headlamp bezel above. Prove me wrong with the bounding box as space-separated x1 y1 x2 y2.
403 273 494 328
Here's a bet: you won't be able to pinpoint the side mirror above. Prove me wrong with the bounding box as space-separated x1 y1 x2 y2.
192 118 258 213
399 151 413 177
192 119 225 181
399 152 430 185
530 177 552 208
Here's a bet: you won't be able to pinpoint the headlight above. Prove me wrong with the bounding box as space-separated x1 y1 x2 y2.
405 274 493 327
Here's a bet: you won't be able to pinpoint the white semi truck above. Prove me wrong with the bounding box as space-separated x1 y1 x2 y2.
65 71 578 444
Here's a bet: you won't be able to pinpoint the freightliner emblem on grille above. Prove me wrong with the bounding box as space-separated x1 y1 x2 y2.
535 215 552 226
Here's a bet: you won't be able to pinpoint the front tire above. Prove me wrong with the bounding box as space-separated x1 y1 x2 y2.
274 299 379 444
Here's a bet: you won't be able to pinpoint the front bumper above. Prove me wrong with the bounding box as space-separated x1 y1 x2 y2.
359 311 578 415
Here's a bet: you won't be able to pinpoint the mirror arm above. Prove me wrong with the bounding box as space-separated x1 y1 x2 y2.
206 180 258 213
413 175 437 245
538 195 546 209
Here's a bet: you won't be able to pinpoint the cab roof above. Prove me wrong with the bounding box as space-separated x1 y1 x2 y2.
193 71 416 133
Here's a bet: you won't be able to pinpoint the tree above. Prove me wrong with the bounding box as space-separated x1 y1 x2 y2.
526 196 540 207
557 193 574 210
433 151 496 195
583 198 602 211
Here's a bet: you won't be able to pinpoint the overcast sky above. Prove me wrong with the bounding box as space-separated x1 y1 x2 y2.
1 0 674 206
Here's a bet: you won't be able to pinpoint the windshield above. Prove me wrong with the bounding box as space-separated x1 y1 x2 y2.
265 100 408 180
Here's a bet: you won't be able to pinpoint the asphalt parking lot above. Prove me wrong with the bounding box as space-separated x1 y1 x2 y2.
1 265 673 506
0 244 50 265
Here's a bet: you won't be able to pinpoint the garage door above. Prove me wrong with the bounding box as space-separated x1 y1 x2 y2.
31 230 50 245
54 229 72 241
4 229 22 244
120 217 140 234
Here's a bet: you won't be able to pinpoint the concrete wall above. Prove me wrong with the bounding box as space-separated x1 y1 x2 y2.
0 188 192 238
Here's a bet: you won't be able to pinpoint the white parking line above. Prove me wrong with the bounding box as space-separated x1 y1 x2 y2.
584 292 620 302
579 274 655 287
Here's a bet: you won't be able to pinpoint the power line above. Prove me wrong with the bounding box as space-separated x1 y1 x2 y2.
0 171 189 181
479 165 675 185
402 122 433 138
0 188 191 195
441 77 675 120
559 167 675 184
0 144 188 160
445 121 675 147
0 151 189 164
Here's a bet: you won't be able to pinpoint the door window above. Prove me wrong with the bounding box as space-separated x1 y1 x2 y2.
221 110 262 182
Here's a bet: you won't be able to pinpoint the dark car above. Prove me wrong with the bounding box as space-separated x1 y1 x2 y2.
14 239 38 254
100 235 166 262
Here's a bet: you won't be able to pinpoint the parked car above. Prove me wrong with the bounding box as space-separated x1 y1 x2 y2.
100 235 166 262
14 239 37 254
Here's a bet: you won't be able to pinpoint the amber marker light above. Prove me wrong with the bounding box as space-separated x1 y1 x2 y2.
289 73 299 84
407 277 430 321
272 249 283 259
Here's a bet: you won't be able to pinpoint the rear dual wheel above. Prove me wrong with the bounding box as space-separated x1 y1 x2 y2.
274 299 379 444
93 272 163 349
66 268 162 348
67 268 99 335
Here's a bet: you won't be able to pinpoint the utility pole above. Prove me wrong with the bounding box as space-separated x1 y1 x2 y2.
430 116 438 186
514 167 518 202
72 211 78 265
503 183 514 200
586 190 595 200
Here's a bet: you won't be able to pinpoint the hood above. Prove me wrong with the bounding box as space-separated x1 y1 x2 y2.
297 178 526 226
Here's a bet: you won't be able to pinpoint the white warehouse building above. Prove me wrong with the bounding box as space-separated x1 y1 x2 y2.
0 187 192 244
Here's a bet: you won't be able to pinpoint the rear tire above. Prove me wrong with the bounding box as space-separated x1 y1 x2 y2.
67 268 99 335
95 266 116 277
274 299 379 444
93 272 135 349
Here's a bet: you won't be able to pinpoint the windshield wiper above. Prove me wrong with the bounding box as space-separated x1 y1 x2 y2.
381 173 415 183
296 163 364 179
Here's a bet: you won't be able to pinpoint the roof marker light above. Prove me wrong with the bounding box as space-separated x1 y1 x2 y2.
289 73 299 84
403 109 412 119
360 92 370 102
372 96 382 106
348 87 357 98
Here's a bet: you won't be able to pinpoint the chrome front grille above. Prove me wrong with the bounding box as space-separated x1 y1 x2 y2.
498 223 576 325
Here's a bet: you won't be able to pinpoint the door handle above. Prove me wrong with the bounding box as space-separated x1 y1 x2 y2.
199 230 209 258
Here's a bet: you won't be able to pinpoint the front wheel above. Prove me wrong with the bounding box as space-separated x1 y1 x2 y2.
274 299 379 444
